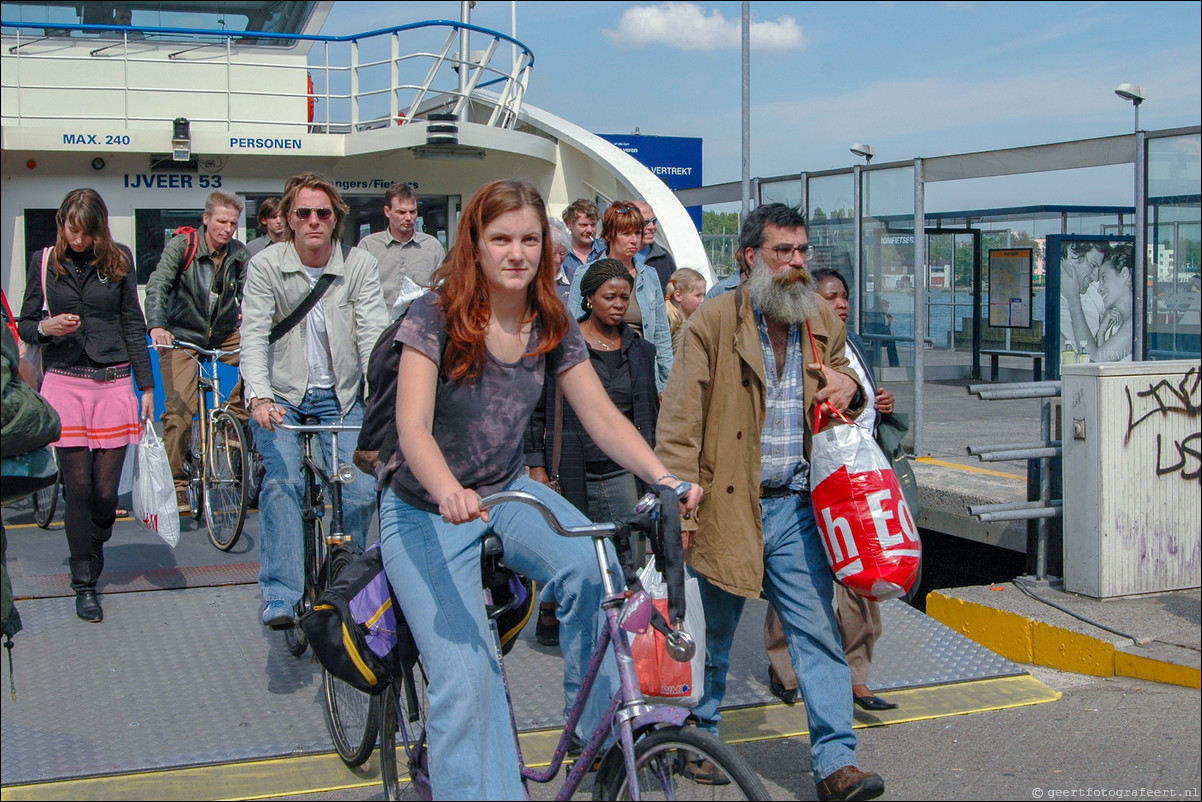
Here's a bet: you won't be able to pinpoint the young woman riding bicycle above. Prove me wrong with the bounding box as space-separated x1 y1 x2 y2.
376 179 701 799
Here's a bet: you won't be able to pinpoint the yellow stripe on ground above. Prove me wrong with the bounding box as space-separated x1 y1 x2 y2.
718 674 1060 743
914 456 1026 480
928 592 1202 690
0 675 1059 802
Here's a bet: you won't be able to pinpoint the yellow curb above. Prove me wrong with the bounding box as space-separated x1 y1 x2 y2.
927 591 1201 689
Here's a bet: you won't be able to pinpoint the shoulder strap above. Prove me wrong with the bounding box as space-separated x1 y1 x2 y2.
180 229 199 273
269 273 334 345
40 248 51 312
550 382 564 480
267 244 352 345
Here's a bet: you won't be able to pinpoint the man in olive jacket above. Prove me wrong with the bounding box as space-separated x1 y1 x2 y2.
144 190 251 513
655 204 884 802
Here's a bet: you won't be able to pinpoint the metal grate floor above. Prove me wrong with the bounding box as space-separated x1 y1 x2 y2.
0 584 1025 786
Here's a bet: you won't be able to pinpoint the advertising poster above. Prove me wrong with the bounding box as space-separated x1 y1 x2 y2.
988 248 1033 328
1045 235 1136 378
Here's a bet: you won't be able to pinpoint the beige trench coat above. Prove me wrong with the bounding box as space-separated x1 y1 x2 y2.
655 285 864 599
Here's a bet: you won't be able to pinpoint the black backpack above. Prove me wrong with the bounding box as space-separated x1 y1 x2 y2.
353 316 404 476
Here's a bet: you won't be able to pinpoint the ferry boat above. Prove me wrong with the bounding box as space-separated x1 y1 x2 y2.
1 1 708 297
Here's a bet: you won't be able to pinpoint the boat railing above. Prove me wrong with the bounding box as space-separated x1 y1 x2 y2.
0 19 534 133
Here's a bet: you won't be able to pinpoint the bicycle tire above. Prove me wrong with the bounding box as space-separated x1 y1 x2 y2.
592 725 767 801
33 474 60 528
185 419 202 518
381 657 431 801
322 548 381 767
284 618 308 657
203 409 249 551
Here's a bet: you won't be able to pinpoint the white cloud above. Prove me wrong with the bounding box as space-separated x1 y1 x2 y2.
603 3 806 52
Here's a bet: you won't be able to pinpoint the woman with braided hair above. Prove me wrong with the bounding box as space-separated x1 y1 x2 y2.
526 258 661 645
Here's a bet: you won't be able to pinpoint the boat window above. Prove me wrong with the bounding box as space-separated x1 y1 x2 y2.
134 208 213 285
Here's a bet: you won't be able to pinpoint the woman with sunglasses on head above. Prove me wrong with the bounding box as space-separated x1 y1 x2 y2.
566 201 675 391
376 179 701 799
239 172 389 629
18 188 155 623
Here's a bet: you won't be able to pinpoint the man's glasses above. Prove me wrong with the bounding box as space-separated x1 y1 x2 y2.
293 207 334 221
643 217 658 226
763 243 811 261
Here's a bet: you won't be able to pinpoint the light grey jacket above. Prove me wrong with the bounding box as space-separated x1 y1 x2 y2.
240 241 388 414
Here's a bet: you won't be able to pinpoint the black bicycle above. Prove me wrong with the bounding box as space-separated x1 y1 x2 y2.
274 419 380 768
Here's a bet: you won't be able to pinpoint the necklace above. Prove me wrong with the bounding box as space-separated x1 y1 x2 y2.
585 321 619 351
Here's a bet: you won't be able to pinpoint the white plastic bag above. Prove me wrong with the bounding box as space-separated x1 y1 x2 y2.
632 559 706 707
131 425 180 548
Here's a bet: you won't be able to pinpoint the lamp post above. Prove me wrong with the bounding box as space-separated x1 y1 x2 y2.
850 144 875 333
1115 83 1147 360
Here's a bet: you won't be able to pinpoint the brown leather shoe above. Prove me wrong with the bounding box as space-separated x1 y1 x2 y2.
176 488 192 515
816 766 884 801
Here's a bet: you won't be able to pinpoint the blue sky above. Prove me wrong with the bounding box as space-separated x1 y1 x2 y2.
320 1 1202 208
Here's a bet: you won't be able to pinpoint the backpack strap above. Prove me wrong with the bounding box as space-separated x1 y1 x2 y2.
267 244 352 345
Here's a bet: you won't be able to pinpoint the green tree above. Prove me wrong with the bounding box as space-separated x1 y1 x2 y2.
702 211 740 235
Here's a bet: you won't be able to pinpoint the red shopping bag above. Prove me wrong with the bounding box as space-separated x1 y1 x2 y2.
806 324 920 601
630 596 696 701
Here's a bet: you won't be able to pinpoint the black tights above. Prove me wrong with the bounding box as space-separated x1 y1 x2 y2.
56 446 126 562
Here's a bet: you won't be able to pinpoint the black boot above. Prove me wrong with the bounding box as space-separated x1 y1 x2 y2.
69 559 103 623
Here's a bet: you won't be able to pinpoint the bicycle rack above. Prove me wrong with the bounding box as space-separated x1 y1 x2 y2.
965 380 1063 580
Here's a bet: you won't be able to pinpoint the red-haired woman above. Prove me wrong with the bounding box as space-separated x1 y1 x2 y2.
377 179 700 799
18 188 154 623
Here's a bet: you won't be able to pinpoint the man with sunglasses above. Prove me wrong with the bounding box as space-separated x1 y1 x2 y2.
656 204 884 801
633 200 678 293
240 172 388 629
145 190 252 514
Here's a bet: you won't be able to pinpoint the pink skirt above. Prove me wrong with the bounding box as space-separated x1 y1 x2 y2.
41 368 142 449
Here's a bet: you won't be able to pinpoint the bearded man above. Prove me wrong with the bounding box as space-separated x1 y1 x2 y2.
656 204 884 801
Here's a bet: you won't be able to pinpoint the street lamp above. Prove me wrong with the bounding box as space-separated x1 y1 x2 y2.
850 143 875 165
1114 83 1145 131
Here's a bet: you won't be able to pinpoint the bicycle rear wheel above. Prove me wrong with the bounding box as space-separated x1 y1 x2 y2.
592 725 767 801
322 548 381 767
33 474 60 528
203 409 249 551
381 657 431 801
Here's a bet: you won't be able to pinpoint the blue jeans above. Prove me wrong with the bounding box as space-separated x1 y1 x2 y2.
691 495 857 782
378 474 621 799
251 388 376 607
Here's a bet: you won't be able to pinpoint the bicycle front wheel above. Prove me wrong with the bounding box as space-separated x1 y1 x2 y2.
33 474 60 528
203 409 249 551
593 725 767 801
322 549 381 768
381 657 431 800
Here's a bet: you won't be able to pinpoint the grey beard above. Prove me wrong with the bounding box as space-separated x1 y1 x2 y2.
747 255 820 325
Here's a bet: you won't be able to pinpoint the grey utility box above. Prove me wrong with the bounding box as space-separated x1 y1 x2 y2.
1061 360 1201 598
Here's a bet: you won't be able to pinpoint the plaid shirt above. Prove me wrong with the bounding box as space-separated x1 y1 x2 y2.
755 308 810 491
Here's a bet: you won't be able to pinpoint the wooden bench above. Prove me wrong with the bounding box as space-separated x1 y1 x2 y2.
981 349 1043 382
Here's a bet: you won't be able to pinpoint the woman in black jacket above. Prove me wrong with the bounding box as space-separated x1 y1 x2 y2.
526 259 660 644
19 188 154 623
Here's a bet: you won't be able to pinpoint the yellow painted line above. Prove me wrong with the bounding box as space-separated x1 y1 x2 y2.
719 674 1060 743
0 677 1059 801
914 457 1025 480
927 592 1201 690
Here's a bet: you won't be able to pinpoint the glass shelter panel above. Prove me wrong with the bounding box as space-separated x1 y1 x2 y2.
1146 133 1201 359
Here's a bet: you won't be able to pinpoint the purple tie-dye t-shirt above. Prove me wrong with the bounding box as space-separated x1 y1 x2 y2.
389 291 588 511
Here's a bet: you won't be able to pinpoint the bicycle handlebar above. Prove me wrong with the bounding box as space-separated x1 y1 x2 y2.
476 482 690 539
276 422 362 434
150 339 241 359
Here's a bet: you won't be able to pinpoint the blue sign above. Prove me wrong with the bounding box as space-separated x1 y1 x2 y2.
598 134 703 231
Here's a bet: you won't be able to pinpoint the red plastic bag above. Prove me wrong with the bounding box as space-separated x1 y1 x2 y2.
630 561 704 706
810 404 921 600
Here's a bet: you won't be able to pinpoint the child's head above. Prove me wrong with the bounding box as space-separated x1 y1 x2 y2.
665 268 707 319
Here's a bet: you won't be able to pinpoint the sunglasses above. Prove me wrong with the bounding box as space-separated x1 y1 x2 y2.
643 217 658 226
293 207 334 221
